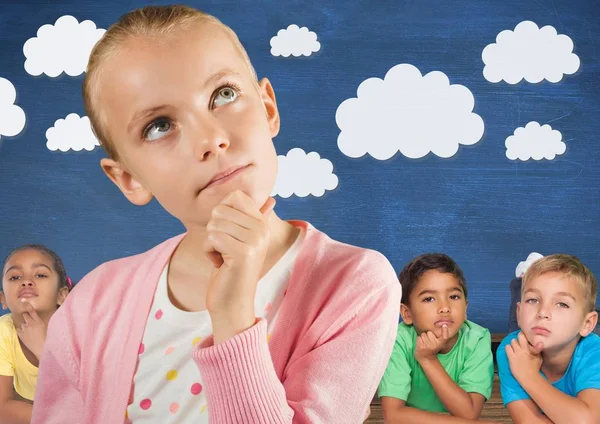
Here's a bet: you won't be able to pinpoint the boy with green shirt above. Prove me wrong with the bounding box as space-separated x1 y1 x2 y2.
379 253 497 424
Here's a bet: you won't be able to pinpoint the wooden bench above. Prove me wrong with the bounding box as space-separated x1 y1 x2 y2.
491 334 505 344
366 334 513 423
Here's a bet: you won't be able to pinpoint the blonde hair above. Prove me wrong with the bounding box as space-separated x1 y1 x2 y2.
83 5 257 159
523 254 598 313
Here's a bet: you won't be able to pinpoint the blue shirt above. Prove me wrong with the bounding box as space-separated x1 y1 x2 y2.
497 331 600 406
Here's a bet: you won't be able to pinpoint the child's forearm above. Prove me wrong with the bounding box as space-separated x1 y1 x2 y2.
520 373 594 424
418 357 481 419
510 410 554 424
384 406 495 424
0 400 33 424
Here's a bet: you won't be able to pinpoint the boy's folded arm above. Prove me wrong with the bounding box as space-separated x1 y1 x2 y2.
518 373 597 424
0 375 32 424
419 358 485 419
194 269 401 424
506 399 554 424
577 389 600 424
380 396 495 424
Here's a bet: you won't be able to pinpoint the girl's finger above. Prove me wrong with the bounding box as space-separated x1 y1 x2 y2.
211 205 258 230
207 230 247 260
207 219 253 244
206 251 224 268
219 190 263 220
27 306 41 322
202 235 224 268
259 197 276 217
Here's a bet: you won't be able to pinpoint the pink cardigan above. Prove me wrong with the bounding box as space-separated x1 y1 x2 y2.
32 221 401 423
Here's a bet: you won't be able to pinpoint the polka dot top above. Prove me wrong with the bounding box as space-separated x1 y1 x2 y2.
126 229 304 423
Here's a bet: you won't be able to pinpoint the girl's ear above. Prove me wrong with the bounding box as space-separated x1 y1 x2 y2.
100 158 153 206
0 292 7 310
257 77 280 138
56 287 69 306
400 303 413 325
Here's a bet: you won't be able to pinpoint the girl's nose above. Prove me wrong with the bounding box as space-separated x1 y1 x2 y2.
190 118 230 162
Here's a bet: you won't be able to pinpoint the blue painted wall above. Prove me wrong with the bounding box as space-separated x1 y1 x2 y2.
0 0 598 332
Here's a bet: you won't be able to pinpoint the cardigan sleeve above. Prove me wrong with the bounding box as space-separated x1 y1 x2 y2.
194 253 401 424
31 307 83 424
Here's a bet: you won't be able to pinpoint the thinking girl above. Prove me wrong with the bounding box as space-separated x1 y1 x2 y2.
1 244 71 424
32 5 401 424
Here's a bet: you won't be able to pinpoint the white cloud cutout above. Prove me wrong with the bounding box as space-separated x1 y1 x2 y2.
46 113 100 152
482 21 580 84
0 78 26 140
270 24 320 57
516 252 544 278
271 148 338 198
24 15 105 77
505 121 566 161
336 64 484 160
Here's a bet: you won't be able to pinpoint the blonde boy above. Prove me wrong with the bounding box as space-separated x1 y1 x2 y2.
497 254 600 424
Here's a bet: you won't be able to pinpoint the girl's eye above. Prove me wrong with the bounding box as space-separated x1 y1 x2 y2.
557 302 569 308
8 275 20 281
213 86 239 107
143 119 172 142
423 297 434 302
35 274 48 278
450 294 461 300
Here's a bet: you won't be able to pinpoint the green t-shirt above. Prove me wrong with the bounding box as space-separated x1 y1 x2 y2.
378 320 494 412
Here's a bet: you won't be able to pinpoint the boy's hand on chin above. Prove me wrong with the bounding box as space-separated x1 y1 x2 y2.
505 331 544 381
203 190 276 344
415 324 451 362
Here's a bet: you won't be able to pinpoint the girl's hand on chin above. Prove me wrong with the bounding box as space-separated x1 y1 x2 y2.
16 299 48 360
203 190 275 344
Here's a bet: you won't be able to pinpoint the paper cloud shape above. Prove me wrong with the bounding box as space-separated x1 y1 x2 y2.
271 148 338 198
46 113 100 152
516 252 544 278
336 64 484 160
505 121 566 161
24 15 106 77
0 78 26 140
270 24 321 57
482 21 580 84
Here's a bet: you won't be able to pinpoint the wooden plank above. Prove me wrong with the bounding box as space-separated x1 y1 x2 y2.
491 333 507 343
368 374 513 423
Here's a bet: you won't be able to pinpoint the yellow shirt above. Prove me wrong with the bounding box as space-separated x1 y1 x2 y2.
0 313 38 401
